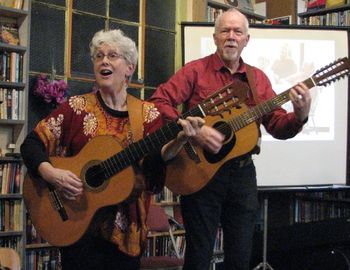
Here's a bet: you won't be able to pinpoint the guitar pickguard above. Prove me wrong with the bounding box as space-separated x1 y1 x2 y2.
203 121 236 164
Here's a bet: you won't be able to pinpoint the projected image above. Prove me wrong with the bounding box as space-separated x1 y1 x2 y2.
242 39 336 141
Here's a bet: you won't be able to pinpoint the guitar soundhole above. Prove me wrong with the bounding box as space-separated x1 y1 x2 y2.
203 121 235 164
85 164 107 189
213 121 232 142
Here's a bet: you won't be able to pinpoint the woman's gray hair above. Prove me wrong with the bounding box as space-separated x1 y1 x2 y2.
89 29 138 66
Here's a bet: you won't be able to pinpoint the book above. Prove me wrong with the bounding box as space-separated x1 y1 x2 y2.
326 0 345 7
12 0 24 9
6 88 12 119
307 0 326 11
0 17 19 45
9 52 16 82
264 16 291 25
0 0 23 9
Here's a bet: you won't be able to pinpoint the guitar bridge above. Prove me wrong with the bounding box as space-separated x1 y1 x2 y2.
48 186 68 221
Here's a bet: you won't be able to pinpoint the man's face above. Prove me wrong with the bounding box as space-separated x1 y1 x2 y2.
213 11 250 64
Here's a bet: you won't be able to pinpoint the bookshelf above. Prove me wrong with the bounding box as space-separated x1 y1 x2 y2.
251 188 350 269
298 2 350 26
151 190 224 270
190 0 265 23
0 0 30 269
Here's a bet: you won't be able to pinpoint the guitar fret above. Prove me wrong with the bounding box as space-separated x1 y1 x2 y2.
154 130 166 146
163 125 174 141
144 135 157 152
139 139 150 154
128 144 138 160
124 147 134 164
236 116 244 130
159 128 171 144
103 159 115 178
130 142 143 159
167 121 181 138
243 112 252 125
231 118 240 132
110 155 122 173
115 153 128 171
255 104 265 117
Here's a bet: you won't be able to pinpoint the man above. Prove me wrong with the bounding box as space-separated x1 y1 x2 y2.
149 8 311 270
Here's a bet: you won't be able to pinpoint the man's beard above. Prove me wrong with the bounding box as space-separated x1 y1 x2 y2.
223 49 239 62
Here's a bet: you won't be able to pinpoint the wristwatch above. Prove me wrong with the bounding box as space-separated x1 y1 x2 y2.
225 0 238 6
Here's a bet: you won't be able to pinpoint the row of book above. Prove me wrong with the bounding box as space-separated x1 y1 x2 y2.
0 235 20 250
0 199 21 231
207 7 224 22
143 234 186 257
26 249 60 270
293 195 350 224
0 88 25 120
143 227 223 258
0 51 24 83
0 162 22 194
300 10 350 26
206 6 261 23
153 187 179 204
0 16 19 46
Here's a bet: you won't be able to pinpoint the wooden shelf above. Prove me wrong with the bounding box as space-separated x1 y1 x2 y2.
0 193 22 199
26 243 55 250
0 157 22 163
0 119 26 125
148 229 185 238
0 81 26 89
154 201 180 206
0 230 23 237
0 5 28 18
0 42 27 53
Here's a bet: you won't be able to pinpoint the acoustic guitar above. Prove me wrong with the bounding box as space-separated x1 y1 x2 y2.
23 80 248 247
165 57 350 195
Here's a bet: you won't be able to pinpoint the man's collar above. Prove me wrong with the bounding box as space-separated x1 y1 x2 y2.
213 52 247 74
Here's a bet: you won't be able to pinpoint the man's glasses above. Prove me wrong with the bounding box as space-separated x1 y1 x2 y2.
93 52 125 62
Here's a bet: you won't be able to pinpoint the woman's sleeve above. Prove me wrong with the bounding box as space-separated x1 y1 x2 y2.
20 131 49 176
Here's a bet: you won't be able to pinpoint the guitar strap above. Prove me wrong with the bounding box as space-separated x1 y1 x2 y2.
245 64 260 104
245 63 262 154
127 93 143 142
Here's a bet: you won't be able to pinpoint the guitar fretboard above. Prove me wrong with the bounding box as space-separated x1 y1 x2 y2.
101 105 205 178
228 77 315 132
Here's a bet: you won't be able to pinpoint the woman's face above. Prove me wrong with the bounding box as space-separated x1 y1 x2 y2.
93 43 135 92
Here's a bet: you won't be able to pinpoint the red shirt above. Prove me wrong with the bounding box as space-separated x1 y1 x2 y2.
149 53 304 140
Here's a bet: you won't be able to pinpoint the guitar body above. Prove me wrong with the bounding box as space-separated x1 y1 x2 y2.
165 103 259 195
23 135 138 247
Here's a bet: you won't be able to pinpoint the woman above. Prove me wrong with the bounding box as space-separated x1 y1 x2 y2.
21 29 203 270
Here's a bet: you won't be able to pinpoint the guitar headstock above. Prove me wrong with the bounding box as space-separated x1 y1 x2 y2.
312 57 350 87
200 81 249 117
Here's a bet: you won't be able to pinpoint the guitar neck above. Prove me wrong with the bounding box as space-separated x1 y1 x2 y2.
101 104 206 177
229 77 315 132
